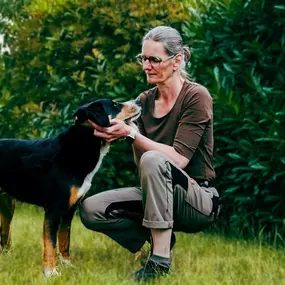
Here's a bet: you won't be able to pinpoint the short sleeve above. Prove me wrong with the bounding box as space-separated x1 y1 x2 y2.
173 85 213 161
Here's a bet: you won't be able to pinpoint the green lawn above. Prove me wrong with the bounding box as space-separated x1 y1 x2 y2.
0 204 284 285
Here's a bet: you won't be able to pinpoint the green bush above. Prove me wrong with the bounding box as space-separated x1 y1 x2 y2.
0 0 190 190
183 0 285 236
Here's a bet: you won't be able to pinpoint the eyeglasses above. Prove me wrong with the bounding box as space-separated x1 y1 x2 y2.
136 54 176 66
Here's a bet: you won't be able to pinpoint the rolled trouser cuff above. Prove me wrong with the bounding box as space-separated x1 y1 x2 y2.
142 219 174 229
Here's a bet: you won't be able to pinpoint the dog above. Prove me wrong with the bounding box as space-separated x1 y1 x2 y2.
0 98 141 277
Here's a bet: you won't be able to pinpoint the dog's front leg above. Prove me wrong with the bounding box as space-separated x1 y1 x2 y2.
43 210 61 278
0 194 15 251
58 207 76 266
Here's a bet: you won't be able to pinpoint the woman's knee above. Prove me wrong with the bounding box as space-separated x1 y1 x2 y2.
140 150 167 174
79 195 106 230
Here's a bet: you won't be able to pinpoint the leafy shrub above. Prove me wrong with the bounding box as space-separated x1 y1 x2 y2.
0 0 189 190
183 0 285 236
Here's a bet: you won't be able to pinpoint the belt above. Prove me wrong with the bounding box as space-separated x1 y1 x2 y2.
195 178 217 188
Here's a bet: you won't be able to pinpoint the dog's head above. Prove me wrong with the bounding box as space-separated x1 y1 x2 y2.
73 98 141 127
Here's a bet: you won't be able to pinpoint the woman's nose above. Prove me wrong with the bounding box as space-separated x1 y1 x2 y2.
143 59 152 71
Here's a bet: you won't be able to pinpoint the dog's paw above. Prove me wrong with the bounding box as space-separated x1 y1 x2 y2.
62 259 75 268
58 255 75 268
44 268 60 278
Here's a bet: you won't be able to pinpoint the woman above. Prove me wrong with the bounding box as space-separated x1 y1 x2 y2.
79 26 219 282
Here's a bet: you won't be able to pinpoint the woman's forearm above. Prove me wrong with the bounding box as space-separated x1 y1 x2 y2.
132 131 189 169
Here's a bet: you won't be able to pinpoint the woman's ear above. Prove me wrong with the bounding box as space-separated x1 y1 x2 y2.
173 54 183 71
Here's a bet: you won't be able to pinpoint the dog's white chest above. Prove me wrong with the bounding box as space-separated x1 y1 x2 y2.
77 143 110 199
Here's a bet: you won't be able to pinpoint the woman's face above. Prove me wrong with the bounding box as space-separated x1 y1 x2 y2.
141 40 175 85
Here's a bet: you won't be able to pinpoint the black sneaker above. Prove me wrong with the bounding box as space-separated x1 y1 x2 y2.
139 233 176 267
134 258 170 282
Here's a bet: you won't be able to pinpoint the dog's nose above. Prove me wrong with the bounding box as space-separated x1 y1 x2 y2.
135 99 141 107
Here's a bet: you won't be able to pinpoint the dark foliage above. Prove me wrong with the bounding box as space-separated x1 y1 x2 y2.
183 0 285 236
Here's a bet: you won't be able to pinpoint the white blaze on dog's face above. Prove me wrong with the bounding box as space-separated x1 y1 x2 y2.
113 100 141 123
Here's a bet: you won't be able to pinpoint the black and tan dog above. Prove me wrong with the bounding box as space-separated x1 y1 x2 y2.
0 98 141 277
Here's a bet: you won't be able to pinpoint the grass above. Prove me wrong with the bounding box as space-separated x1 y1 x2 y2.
0 204 284 285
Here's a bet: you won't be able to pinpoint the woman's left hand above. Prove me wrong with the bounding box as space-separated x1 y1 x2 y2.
88 119 131 143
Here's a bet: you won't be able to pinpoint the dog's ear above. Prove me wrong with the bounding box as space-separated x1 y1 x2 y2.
73 101 110 127
73 104 89 124
86 101 110 127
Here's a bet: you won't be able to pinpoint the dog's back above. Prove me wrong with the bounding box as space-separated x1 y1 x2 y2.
0 125 101 208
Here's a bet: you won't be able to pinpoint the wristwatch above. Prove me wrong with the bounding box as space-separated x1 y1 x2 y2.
127 128 137 141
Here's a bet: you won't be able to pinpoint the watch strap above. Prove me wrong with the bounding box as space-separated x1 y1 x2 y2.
127 128 137 141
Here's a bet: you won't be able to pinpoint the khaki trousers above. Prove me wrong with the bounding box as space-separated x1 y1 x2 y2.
79 150 218 253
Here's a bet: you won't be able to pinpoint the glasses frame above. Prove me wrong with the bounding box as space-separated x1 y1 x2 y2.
136 54 176 66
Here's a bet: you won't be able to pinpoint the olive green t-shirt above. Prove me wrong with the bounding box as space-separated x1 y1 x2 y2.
136 81 216 180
